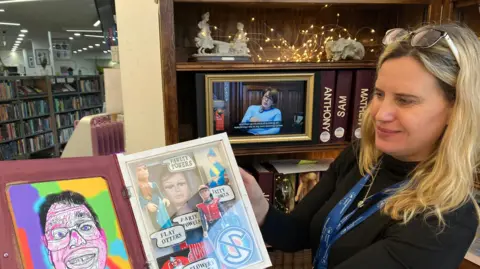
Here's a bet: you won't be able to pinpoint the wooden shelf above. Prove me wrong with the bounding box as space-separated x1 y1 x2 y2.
174 0 430 3
23 113 51 120
58 125 74 130
0 118 20 124
233 143 348 156
55 109 80 114
176 61 377 71
53 92 79 97
19 94 48 100
25 130 52 138
454 0 480 8
0 137 22 145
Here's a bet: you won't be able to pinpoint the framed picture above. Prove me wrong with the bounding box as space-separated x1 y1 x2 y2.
196 73 315 144
35 49 51 66
52 39 72 60
28 56 35 68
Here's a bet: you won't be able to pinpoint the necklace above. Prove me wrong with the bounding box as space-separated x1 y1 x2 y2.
357 158 383 208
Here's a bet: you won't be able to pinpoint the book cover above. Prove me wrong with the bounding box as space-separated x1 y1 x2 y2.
318 71 336 144
351 69 376 140
0 133 271 269
250 163 275 205
332 70 354 143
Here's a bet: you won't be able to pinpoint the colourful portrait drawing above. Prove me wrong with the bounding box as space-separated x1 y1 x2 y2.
7 177 132 269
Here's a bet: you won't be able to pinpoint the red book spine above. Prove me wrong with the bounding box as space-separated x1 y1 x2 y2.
252 163 274 205
351 70 376 140
332 70 354 142
319 71 336 144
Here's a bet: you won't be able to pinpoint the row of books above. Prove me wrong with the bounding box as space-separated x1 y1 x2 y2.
54 95 102 112
80 80 99 93
318 69 376 144
17 85 45 96
0 82 15 100
58 127 74 144
21 100 49 118
52 83 77 93
56 111 80 128
0 104 21 122
24 118 51 136
25 132 54 153
0 140 26 160
0 122 20 142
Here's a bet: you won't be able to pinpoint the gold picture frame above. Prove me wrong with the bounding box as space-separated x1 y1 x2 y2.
204 73 315 144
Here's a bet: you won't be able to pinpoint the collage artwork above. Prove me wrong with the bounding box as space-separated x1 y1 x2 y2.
120 140 267 269
7 177 131 269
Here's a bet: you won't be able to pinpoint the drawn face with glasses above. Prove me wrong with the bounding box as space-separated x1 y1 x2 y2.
42 201 107 269
382 27 460 65
261 92 274 110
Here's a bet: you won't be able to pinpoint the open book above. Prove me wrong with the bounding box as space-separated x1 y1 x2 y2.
0 133 271 269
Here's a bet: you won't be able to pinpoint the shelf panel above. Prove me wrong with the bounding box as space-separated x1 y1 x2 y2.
19 94 48 100
55 109 80 114
176 61 377 71
454 0 480 8
82 105 103 110
53 92 79 97
0 137 22 145
0 98 17 103
23 113 51 120
58 125 74 130
174 0 430 3
0 118 20 124
233 142 348 156
79 91 101 95
27 145 55 155
25 130 52 138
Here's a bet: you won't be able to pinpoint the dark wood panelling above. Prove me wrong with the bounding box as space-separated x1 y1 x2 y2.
177 62 377 71
160 0 179 145
174 0 431 4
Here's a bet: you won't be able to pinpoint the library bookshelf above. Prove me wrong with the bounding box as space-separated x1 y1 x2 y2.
0 76 104 160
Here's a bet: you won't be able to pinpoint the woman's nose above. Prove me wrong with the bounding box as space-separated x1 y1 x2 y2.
374 101 396 122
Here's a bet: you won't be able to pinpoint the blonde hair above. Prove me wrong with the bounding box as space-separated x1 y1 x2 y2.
359 23 480 227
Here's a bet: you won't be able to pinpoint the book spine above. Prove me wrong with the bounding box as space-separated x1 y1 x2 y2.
332 70 354 142
319 71 336 144
351 69 376 140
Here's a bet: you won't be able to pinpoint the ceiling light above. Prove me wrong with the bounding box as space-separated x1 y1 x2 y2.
0 22 20 26
0 9 5 12
73 51 77 54
84 35 103 38
95 44 100 47
108 50 111 52
20 29 28 33
69 37 73 40
66 29 102 33
88 45 93 48
17 37 23 41
77 49 82 52
83 48 87 50
0 0 43 4
15 41 20 44
74 33 81 36
18 34 25 37
103 51 107 53
102 41 106 44
93 20 101 27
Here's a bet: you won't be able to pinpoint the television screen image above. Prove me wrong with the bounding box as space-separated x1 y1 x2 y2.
200 73 314 144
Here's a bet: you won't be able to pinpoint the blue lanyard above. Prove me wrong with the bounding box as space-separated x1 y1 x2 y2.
313 170 406 269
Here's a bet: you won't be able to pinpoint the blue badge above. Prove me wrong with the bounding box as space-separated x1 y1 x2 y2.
215 226 254 267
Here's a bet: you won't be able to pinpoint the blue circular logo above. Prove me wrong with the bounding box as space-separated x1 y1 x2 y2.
215 227 254 267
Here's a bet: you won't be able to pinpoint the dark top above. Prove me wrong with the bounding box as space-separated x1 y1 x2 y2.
261 144 478 269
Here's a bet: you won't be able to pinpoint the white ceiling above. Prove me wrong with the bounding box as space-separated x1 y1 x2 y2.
0 0 110 55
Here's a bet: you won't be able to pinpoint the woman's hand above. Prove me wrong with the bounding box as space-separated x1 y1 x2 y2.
240 168 270 226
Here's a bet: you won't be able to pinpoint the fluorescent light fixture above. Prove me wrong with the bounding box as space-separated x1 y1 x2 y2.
108 50 111 52
66 29 102 33
0 0 42 4
83 48 87 50
93 20 101 27
95 44 100 47
74 33 81 36
88 45 93 49
17 37 23 41
102 41 106 44
84 35 103 38
0 22 20 26
15 41 20 44
0 9 5 12
77 49 82 52
69 37 74 40
18 34 25 37
20 29 28 33
103 51 107 53
73 51 77 54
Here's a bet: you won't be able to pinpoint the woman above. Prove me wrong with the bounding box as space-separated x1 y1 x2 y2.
240 87 282 135
241 23 480 269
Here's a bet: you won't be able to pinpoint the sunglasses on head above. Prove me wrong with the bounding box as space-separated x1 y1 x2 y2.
382 27 460 66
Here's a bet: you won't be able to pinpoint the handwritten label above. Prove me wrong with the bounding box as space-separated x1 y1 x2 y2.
210 185 235 202
184 258 218 269
150 226 186 248
173 212 202 231
163 155 195 172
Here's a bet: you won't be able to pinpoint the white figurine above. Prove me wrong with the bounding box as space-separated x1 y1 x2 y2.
194 12 214 55
325 38 365 61
232 22 250 55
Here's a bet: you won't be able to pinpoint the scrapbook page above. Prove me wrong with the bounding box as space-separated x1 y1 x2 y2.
116 133 271 269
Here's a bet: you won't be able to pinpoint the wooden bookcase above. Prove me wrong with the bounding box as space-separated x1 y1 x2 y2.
0 76 104 160
158 0 455 159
